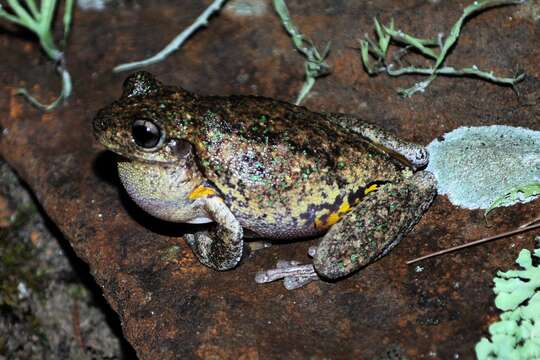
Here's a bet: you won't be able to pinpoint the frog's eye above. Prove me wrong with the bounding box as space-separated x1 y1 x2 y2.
132 119 163 149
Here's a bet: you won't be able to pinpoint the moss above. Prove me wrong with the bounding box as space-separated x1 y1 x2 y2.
0 206 47 308
0 205 50 350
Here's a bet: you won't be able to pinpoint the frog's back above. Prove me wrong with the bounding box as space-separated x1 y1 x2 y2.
179 95 405 238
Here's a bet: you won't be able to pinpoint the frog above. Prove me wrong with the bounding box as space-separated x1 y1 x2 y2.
93 71 437 289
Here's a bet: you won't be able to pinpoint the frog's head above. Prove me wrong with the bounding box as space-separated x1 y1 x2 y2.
93 72 194 164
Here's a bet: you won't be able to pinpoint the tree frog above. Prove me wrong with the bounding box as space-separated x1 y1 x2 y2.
93 72 437 289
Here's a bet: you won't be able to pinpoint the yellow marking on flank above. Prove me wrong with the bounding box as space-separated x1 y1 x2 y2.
364 184 379 195
314 199 353 229
188 185 217 200
326 212 341 226
314 217 325 229
338 201 351 214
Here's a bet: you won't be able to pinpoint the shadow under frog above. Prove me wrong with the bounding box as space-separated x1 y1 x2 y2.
93 71 437 290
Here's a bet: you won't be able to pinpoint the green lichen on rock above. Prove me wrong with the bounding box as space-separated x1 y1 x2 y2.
0 206 45 308
426 125 540 209
0 160 126 358
475 238 540 359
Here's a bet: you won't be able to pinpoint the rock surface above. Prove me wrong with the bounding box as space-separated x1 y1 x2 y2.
0 160 133 358
1 1 540 359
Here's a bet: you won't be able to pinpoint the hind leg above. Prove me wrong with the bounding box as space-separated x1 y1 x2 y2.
327 114 429 170
255 171 436 288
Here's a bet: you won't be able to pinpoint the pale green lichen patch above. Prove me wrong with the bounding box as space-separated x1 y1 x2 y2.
475 238 540 359
426 125 540 209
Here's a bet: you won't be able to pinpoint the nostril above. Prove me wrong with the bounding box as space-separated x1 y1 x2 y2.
93 117 106 132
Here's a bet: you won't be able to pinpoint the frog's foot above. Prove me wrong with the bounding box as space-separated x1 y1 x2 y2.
185 227 242 270
185 194 244 271
255 260 319 290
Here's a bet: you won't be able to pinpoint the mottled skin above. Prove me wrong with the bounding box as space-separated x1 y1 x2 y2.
93 72 437 289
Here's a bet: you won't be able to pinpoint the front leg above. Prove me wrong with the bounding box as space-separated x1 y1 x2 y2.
186 189 243 271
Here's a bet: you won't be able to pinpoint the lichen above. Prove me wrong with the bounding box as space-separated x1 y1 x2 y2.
0 206 46 308
426 125 540 209
475 237 540 359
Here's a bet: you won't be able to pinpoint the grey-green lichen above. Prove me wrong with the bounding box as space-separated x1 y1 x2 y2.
475 237 540 359
0 160 125 358
426 125 540 209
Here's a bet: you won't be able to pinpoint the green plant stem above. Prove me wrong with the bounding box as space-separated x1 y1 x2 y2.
432 0 526 73
39 31 62 60
24 0 40 20
16 61 71 111
386 64 524 97
405 0 526 96
6 0 37 30
383 26 439 59
273 0 330 105
359 0 526 97
0 0 74 110
113 0 228 72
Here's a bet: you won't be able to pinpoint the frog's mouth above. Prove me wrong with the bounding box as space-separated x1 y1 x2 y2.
111 152 178 166
98 135 194 166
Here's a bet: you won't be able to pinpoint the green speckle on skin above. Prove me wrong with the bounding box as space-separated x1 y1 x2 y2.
212 162 224 174
301 165 316 179
209 131 223 142
350 254 360 262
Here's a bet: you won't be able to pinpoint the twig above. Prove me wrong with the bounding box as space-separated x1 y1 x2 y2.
406 222 540 265
16 57 72 111
386 64 524 83
273 0 330 105
0 0 74 110
359 0 526 97
520 216 540 229
113 0 228 72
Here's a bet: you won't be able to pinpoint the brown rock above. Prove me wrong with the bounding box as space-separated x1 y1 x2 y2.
1 1 539 359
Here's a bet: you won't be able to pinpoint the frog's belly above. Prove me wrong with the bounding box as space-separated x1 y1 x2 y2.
234 211 326 239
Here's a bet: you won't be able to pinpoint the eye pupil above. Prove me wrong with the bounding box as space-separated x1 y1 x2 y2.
132 119 161 149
